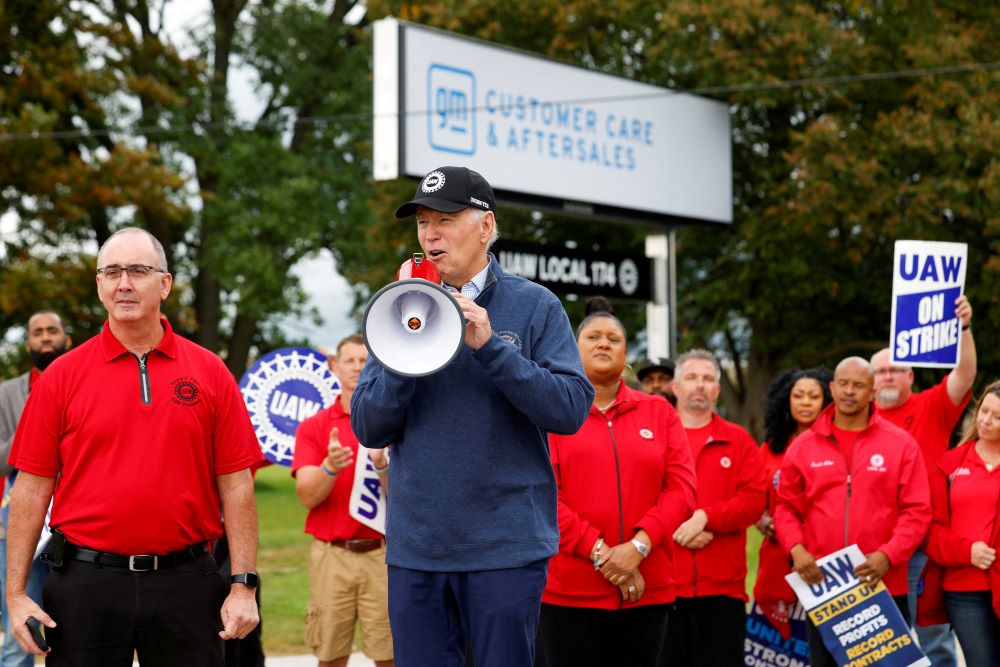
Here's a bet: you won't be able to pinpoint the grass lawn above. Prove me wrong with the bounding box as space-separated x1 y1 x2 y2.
255 464 313 656
254 462 770 655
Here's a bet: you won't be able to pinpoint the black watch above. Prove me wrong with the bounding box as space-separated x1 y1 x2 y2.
230 572 260 589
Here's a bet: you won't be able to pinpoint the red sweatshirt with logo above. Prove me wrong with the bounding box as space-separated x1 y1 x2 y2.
672 413 766 601
774 404 931 596
543 381 696 610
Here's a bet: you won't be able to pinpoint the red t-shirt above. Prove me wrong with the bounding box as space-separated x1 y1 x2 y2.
291 398 383 542
878 374 970 468
831 424 860 469
942 444 1000 591
684 423 714 460
9 319 263 554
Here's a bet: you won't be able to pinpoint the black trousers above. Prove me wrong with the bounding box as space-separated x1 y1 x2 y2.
660 595 746 666
535 602 670 667
805 594 909 667
42 553 229 667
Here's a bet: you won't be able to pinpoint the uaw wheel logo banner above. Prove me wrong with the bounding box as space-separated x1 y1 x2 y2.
239 347 340 466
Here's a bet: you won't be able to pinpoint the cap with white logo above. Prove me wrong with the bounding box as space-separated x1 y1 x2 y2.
395 166 497 219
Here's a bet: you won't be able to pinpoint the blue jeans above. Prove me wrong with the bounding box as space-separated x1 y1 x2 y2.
0 538 51 667
943 590 1000 665
908 549 957 667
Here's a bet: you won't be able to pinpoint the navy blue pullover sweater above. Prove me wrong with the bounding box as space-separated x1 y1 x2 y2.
350 255 593 571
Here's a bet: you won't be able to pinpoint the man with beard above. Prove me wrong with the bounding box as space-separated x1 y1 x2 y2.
662 349 765 667
0 311 71 667
636 357 676 406
868 294 976 667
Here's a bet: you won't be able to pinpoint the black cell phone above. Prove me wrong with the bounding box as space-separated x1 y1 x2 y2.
26 618 48 652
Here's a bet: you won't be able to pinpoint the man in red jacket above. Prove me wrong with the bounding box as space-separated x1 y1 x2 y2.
775 356 931 667
661 349 766 667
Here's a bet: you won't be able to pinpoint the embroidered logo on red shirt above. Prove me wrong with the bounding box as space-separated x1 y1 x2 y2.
720 456 732 469
867 453 886 472
639 428 654 440
949 467 971 482
171 377 202 406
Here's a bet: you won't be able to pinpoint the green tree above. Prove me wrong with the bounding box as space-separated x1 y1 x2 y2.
2 0 375 377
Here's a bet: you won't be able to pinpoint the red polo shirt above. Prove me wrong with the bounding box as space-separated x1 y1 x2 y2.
291 399 383 542
9 319 262 554
878 374 970 469
929 443 1000 591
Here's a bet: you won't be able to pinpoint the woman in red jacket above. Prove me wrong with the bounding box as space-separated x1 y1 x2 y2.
753 368 831 637
923 380 1000 665
535 304 696 667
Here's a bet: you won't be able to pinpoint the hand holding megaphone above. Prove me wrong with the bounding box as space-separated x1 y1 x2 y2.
325 427 354 473
450 293 493 350
362 253 466 376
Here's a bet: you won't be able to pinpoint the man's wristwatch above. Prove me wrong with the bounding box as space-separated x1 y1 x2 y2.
630 539 650 558
230 572 260 589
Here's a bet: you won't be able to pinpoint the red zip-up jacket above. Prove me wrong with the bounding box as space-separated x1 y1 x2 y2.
673 413 766 601
774 404 931 596
542 381 696 610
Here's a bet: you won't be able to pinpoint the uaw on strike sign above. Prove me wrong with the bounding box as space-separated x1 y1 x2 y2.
786 546 927 667
890 241 967 368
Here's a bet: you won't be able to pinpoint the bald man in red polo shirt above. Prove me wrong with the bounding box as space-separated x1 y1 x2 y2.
6 227 263 667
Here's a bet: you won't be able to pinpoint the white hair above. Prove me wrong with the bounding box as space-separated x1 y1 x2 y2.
97 227 168 272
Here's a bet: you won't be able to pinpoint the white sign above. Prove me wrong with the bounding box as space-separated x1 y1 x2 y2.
349 446 386 534
373 19 732 224
889 241 967 368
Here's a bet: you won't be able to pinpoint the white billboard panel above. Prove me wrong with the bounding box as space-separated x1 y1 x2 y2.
373 19 732 225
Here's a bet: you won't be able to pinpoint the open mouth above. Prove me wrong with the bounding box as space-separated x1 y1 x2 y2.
428 250 445 259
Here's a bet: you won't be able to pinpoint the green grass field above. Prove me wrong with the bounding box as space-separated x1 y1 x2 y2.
254 462 769 656
255 464 313 655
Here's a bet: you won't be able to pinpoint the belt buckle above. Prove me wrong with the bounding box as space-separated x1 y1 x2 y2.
129 554 158 572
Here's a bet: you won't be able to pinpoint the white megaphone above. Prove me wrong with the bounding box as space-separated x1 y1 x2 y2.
362 253 466 376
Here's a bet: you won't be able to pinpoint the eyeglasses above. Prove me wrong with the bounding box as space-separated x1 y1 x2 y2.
96 265 166 281
873 367 909 377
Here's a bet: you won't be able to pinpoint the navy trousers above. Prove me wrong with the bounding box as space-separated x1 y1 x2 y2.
387 560 548 667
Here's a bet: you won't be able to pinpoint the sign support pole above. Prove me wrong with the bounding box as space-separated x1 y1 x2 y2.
645 233 675 359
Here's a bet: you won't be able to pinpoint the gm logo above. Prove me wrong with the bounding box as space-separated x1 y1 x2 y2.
428 64 475 155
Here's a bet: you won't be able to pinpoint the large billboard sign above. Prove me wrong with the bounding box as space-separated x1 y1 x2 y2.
373 19 732 226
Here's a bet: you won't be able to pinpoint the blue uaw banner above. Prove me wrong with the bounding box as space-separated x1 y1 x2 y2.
786 545 928 667
744 598 809 667
239 347 340 466
889 241 967 368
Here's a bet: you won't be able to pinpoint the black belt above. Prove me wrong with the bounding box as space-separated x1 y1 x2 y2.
65 543 209 572
327 539 384 553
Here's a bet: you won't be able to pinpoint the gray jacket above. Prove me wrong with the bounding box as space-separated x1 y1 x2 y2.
0 372 30 480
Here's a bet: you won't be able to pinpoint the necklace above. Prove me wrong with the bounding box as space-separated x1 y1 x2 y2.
976 443 1000 472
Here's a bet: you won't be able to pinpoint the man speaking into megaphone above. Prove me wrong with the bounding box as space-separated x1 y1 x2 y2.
351 166 594 667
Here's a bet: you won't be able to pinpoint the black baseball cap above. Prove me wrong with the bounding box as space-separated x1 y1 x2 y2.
395 166 497 219
636 357 675 381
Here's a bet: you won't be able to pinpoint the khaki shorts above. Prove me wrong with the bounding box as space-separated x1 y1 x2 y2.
304 539 393 662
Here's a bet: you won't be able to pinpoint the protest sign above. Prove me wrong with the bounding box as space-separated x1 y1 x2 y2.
239 347 340 465
349 445 387 534
785 545 928 667
744 598 809 667
889 241 967 368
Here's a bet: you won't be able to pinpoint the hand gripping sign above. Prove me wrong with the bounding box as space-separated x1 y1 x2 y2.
889 241 967 368
239 347 341 466
785 545 928 667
